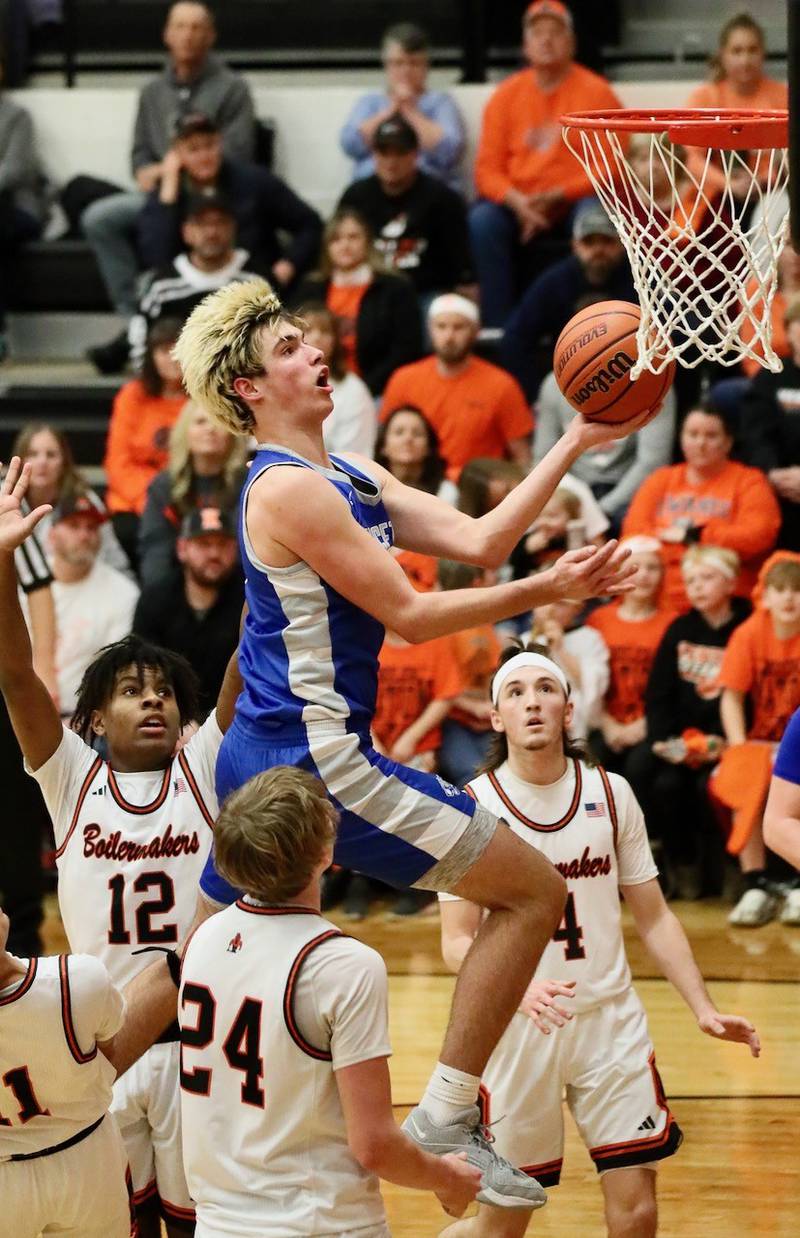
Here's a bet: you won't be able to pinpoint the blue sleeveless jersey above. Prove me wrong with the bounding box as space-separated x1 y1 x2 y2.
235 445 393 741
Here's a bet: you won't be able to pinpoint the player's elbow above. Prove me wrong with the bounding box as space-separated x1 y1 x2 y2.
348 1126 396 1174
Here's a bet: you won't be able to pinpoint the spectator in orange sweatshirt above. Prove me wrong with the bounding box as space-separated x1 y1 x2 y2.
469 0 621 326
622 400 781 612
683 13 787 199
103 317 187 570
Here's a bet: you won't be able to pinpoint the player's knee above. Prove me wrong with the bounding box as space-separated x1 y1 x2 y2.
607 1193 657 1238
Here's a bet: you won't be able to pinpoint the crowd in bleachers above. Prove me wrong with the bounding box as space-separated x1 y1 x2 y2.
2 1 800 946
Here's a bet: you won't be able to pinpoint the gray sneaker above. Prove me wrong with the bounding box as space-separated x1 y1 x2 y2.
402 1104 547 1209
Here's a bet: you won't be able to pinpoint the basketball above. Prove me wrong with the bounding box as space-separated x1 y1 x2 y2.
553 300 675 425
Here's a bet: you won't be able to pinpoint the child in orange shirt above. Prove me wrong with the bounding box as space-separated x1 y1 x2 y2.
719 555 800 926
588 537 678 805
436 560 501 787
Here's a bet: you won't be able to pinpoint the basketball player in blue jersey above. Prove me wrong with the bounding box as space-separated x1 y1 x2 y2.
173 279 649 1207
764 708 800 921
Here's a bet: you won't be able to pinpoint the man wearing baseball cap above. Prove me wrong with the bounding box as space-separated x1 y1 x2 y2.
138 111 322 302
337 113 474 299
381 293 532 479
134 505 243 714
470 0 622 327
128 189 266 367
501 200 636 401
46 496 140 717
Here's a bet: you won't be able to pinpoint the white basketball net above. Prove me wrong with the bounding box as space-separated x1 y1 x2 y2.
562 120 790 378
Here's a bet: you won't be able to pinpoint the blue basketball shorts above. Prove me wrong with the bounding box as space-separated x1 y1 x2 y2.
200 719 497 905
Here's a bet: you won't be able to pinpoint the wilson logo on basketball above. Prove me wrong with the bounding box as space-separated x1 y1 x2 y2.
571 350 636 405
555 323 608 377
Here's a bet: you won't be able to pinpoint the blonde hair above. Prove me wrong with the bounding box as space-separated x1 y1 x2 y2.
173 280 303 436
167 399 249 514
214 767 338 903
681 544 740 579
547 487 581 521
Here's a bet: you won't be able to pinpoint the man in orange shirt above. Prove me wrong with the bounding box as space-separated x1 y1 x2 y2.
469 0 621 326
381 294 533 479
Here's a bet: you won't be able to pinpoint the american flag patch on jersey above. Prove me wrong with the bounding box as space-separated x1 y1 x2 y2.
584 802 606 818
173 777 188 795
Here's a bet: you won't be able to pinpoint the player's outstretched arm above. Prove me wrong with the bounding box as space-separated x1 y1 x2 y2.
0 458 62 770
763 775 800 870
349 410 652 567
251 468 636 644
100 954 180 1078
623 878 760 1058
336 1055 481 1217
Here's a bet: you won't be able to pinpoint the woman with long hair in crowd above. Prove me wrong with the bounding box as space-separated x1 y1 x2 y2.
12 421 130 576
373 404 454 502
138 397 249 587
291 207 422 395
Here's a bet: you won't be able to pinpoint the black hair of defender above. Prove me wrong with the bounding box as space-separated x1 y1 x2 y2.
70 635 201 740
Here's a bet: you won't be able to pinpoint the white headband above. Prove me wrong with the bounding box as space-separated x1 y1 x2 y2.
427 293 480 325
682 547 738 580
491 653 569 706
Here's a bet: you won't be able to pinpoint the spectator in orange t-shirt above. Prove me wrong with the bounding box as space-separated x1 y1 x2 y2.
622 401 781 612
719 555 800 926
588 537 677 806
103 318 187 568
381 293 533 479
684 13 787 197
470 0 621 325
435 559 502 786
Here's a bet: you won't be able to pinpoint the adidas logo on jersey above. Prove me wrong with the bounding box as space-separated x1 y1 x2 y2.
227 933 243 953
637 1115 656 1131
90 786 106 797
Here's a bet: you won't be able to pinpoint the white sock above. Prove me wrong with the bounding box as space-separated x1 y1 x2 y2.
420 1061 481 1126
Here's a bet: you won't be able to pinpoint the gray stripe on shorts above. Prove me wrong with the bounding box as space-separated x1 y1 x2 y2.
307 727 473 859
412 805 497 892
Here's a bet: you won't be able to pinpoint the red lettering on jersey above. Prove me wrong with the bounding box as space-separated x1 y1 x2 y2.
554 847 612 880
83 822 200 862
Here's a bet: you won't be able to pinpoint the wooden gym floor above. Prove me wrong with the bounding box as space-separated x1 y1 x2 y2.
43 896 800 1237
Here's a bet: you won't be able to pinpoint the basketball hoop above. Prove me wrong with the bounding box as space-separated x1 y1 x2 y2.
560 108 790 377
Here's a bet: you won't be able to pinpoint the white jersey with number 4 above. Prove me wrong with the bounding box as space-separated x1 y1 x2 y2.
465 759 657 1013
0 953 122 1159
180 901 391 1238
27 715 221 987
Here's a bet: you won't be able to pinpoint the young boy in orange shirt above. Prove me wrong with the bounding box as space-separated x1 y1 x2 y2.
720 554 800 926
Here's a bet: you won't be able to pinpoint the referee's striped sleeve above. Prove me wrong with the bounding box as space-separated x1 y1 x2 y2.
14 526 52 593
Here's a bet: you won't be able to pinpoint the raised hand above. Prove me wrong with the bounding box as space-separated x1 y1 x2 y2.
698 1011 761 1058
568 405 662 453
0 458 52 554
544 540 637 603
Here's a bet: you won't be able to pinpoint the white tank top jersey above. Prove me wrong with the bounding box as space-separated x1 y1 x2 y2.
0 953 123 1159
180 902 391 1238
26 714 222 988
457 760 658 1013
